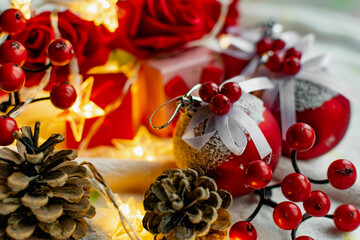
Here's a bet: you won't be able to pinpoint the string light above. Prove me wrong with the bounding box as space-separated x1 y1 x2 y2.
112 196 153 240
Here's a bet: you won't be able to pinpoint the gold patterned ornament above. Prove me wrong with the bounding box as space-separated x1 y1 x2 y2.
143 168 233 240
59 77 105 142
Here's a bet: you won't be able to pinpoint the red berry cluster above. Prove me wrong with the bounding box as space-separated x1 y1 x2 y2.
199 81 242 115
0 9 78 146
229 122 359 240
256 37 302 76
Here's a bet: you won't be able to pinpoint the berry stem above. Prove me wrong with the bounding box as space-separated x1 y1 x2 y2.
291 213 334 240
266 183 282 189
31 97 50 103
14 92 20 105
247 187 280 222
22 63 52 73
246 189 265 222
291 150 329 184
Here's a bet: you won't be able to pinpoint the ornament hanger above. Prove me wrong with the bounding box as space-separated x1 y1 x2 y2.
150 84 202 130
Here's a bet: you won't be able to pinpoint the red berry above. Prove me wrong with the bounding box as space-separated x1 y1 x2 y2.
50 82 77 109
283 57 301 75
209 94 231 116
229 221 257 240
271 39 286 51
266 52 283 73
285 47 302 59
281 173 311 202
0 40 27 67
0 63 25 92
244 160 272 189
47 39 74 66
327 159 357 190
303 191 331 217
0 9 26 35
199 82 219 103
295 236 314 240
256 37 272 55
273 202 302 230
220 82 242 103
0 116 18 146
334 204 360 232
286 123 316 152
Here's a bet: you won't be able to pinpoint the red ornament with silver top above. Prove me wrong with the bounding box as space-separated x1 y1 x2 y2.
152 76 283 197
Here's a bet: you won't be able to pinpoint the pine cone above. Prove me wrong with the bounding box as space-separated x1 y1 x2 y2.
143 168 232 240
0 122 95 240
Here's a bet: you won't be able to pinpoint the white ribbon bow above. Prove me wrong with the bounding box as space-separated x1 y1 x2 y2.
182 77 274 160
262 34 357 139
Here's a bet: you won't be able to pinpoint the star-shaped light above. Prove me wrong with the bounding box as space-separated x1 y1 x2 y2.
11 0 31 19
68 0 119 32
113 196 153 240
59 77 105 142
112 126 173 161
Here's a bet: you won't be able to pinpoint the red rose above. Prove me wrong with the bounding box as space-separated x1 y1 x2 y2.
11 10 111 88
110 0 239 58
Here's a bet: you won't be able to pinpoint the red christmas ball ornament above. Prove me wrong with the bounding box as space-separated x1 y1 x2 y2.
199 82 219 103
286 122 316 152
0 9 26 35
220 82 242 103
303 191 331 217
229 221 257 240
0 40 27 67
273 201 302 230
0 116 18 146
50 82 77 110
281 173 311 202
333 204 360 232
327 159 357 190
47 39 75 66
209 94 232 116
266 80 351 160
173 94 282 197
0 63 25 92
244 160 273 189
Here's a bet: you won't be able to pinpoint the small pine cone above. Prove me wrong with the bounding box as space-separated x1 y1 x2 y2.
143 168 232 240
0 122 95 240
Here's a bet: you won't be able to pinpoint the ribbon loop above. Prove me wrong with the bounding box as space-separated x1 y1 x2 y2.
301 54 332 71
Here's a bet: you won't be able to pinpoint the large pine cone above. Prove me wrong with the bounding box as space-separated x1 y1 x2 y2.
0 122 95 240
143 168 232 240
